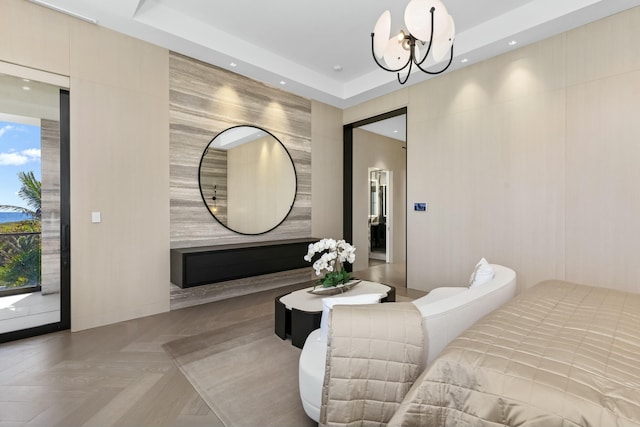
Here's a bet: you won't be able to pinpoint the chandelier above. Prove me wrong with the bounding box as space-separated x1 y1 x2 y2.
371 0 455 84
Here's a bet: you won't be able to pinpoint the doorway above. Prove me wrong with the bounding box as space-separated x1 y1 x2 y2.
369 169 391 264
0 71 70 343
343 108 407 284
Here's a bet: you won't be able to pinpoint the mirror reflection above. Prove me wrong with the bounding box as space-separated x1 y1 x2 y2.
198 126 297 235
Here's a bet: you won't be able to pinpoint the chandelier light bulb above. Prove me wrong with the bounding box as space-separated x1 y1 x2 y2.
402 38 411 51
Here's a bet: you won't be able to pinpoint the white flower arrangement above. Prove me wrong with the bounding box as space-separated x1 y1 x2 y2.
304 238 356 287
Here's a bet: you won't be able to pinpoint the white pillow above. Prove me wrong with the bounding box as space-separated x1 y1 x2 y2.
318 293 383 342
469 258 495 288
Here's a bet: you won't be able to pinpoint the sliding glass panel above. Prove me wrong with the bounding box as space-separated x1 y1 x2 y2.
0 73 69 341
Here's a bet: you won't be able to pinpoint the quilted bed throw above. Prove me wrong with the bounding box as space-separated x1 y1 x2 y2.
388 280 640 427
320 302 424 427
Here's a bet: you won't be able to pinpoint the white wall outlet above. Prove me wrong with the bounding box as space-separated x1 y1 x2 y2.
91 211 101 223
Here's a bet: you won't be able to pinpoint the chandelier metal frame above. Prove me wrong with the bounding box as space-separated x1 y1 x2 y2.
371 7 454 85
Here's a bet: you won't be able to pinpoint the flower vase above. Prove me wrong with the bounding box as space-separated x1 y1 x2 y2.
308 279 362 295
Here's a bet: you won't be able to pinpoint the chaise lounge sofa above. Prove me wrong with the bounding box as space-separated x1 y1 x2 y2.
298 263 517 422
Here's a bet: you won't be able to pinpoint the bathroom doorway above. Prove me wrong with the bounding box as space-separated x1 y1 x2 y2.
343 108 406 284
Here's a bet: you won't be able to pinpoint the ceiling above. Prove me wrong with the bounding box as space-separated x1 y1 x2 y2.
28 0 640 109
360 116 407 142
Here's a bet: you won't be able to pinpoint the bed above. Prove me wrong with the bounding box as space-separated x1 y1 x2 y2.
388 280 640 426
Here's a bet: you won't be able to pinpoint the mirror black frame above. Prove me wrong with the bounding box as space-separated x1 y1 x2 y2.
197 125 298 236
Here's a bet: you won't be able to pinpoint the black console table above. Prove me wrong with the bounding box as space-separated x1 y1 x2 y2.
170 238 317 288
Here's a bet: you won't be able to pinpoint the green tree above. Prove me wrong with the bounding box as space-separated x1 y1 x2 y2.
0 234 41 287
0 171 42 288
0 171 41 220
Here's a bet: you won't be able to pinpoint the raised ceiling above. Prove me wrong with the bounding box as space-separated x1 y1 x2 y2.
29 0 640 108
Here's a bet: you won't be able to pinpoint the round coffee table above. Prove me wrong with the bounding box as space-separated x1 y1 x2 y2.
274 281 395 348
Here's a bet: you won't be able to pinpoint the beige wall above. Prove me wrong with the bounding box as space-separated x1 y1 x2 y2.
564 8 640 293
2 0 170 331
345 6 640 294
353 129 406 272
311 101 343 240
0 1 70 77
405 37 567 292
70 24 169 330
227 136 296 234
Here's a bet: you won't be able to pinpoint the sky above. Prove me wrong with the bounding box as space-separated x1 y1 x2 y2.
0 120 41 210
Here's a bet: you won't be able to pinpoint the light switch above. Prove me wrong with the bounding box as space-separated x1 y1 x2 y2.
91 211 101 223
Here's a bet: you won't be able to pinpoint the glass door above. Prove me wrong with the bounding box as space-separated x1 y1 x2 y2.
0 72 70 342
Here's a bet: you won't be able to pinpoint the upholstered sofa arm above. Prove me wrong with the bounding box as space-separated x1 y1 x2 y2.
320 302 424 427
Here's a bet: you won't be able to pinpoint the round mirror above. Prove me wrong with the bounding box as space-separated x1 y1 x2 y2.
198 125 297 235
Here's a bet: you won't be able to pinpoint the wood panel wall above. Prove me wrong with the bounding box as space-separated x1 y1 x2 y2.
69 22 170 331
169 53 313 309
169 52 312 249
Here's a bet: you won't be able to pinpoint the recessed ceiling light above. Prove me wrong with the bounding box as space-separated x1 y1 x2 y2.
22 78 31 82
333 65 343 72
280 81 286 85
229 62 237 67
508 40 518 46
461 58 469 63
393 130 399 133
22 86 31 91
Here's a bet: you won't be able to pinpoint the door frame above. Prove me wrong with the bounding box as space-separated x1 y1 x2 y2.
386 169 393 263
0 88 71 343
368 168 393 263
343 107 407 273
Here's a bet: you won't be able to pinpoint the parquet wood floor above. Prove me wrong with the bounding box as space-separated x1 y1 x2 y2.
0 265 417 426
